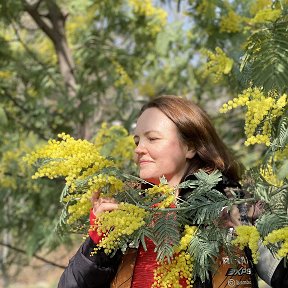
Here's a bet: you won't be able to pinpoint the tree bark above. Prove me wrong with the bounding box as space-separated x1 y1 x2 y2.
23 0 77 101
22 0 89 138
0 231 11 288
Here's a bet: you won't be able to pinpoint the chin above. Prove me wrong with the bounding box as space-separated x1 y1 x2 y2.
139 174 160 185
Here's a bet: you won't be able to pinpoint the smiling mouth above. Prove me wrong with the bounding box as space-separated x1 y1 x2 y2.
139 160 153 165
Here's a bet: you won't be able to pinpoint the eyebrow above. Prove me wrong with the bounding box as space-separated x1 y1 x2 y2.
133 130 160 138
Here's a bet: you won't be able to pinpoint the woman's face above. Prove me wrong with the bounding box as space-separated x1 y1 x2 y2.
134 107 194 186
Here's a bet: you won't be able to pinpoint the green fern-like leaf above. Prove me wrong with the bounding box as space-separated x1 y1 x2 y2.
182 190 229 225
130 224 156 251
270 115 288 152
153 211 181 263
256 212 288 238
178 170 229 225
278 160 288 179
194 169 223 188
188 228 221 282
240 19 288 92
278 116 288 148
178 170 222 191
253 182 271 202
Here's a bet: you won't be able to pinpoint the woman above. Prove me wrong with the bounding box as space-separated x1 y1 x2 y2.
58 96 287 288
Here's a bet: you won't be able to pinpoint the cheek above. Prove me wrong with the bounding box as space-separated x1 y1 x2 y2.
170 145 189 165
133 152 137 163
169 155 187 169
147 146 162 158
171 140 187 157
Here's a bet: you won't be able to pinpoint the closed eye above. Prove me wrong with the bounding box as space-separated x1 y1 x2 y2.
148 137 159 141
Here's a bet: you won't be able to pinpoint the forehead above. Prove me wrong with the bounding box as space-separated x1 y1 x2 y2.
134 107 177 134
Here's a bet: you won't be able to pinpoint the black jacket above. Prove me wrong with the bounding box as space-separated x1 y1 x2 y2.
58 237 122 288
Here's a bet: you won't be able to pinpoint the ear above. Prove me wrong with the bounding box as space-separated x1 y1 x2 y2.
186 148 196 159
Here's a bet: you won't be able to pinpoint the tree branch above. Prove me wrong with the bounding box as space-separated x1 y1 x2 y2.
22 0 54 37
24 0 76 91
10 21 64 91
4 109 49 141
23 0 78 106
21 0 87 137
34 0 45 11
0 242 66 269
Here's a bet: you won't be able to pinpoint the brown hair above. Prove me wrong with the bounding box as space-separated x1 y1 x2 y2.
139 95 241 182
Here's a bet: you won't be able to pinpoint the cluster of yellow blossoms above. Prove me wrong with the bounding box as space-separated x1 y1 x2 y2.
249 0 271 15
263 227 288 258
111 60 133 88
92 203 148 254
65 174 124 224
65 191 94 224
0 140 37 191
66 1 96 45
250 8 281 24
0 70 12 79
260 164 283 187
25 124 136 224
87 174 124 196
0 148 22 190
145 183 175 208
195 0 282 36
128 0 167 35
218 0 282 35
248 0 281 25
220 87 287 146
94 122 135 169
202 47 234 83
220 10 245 33
24 133 113 191
231 225 260 263
275 145 288 162
153 225 197 288
195 0 215 17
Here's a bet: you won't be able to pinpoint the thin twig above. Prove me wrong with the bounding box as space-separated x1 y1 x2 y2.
0 242 66 269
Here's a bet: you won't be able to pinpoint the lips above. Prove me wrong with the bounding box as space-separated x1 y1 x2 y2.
138 159 154 165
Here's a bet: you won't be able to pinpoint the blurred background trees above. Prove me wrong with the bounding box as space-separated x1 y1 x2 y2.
0 0 287 287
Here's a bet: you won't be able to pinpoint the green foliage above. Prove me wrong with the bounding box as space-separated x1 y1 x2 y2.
0 0 23 21
241 19 288 93
131 223 155 251
256 212 288 238
269 115 288 151
188 228 221 282
153 211 181 262
181 170 223 191
0 134 67 262
179 171 230 225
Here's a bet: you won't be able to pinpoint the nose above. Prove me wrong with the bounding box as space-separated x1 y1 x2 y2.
134 141 147 155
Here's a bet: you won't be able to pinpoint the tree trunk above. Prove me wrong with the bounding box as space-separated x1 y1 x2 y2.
23 0 88 137
0 229 11 287
23 0 77 99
